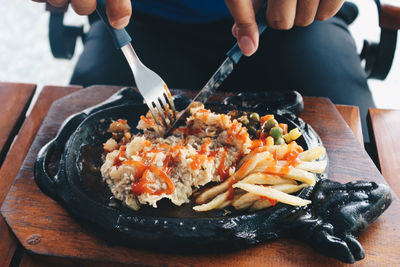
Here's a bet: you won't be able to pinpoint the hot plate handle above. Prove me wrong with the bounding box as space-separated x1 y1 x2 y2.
35 140 59 198
34 113 87 198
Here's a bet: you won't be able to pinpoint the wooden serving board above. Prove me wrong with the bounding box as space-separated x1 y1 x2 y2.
1 86 399 266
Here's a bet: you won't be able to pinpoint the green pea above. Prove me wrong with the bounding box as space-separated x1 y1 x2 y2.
275 137 285 145
269 126 283 139
247 125 257 135
249 113 260 122
241 117 250 125
263 118 278 131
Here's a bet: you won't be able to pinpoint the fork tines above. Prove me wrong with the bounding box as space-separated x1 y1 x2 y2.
147 89 177 129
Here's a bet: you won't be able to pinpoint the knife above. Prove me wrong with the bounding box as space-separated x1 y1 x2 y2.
165 2 269 136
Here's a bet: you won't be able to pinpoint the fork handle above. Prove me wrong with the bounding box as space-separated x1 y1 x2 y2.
226 1 268 64
96 0 132 49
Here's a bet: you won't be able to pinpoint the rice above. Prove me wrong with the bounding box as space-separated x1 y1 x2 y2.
100 104 251 210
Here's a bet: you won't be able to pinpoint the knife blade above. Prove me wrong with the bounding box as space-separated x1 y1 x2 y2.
164 57 234 136
164 2 269 136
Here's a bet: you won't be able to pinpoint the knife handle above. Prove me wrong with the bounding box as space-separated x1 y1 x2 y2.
226 1 268 64
96 0 132 49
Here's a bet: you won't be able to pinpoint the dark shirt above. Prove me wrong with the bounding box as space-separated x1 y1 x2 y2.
132 0 231 23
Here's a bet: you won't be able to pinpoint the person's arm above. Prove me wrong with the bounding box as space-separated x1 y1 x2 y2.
33 0 132 29
225 0 345 56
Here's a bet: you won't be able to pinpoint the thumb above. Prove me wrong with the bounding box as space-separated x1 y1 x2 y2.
225 0 259 56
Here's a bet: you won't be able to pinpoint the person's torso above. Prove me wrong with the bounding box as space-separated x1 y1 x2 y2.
132 0 231 24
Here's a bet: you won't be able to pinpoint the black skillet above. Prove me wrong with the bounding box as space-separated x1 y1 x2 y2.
35 88 391 263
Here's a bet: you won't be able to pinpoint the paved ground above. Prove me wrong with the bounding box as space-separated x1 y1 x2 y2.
1 1 399 108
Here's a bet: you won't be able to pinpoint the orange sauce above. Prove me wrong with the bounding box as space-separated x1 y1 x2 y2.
200 138 211 154
265 160 277 173
140 115 153 126
189 138 219 170
122 160 147 180
113 146 126 166
220 114 231 127
119 142 185 196
195 108 210 123
190 154 207 170
283 150 301 167
126 159 176 196
235 127 249 144
227 186 235 200
226 120 250 145
217 149 230 180
250 139 263 149
260 196 277 206
131 169 152 195
263 148 301 176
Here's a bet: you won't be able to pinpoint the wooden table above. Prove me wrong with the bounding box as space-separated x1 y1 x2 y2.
0 83 398 266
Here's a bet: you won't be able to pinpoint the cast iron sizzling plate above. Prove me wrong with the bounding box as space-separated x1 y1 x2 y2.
35 88 392 263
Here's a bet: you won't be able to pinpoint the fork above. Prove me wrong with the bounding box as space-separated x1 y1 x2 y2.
96 0 177 128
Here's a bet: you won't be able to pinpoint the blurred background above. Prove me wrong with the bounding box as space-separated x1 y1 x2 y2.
0 0 398 108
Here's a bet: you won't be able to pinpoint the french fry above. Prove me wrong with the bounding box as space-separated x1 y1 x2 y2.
295 160 327 174
233 183 311 206
238 146 269 167
233 183 309 210
250 199 273 211
196 151 269 204
280 168 315 186
299 146 326 161
250 164 316 186
250 184 309 211
276 160 327 174
276 143 289 160
232 193 259 210
193 191 229 211
241 173 296 185
271 183 309 192
218 200 232 209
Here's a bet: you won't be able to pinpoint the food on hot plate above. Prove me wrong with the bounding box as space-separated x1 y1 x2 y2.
100 103 326 211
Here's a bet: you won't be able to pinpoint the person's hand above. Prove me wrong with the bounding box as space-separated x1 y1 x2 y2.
225 0 344 56
33 0 132 29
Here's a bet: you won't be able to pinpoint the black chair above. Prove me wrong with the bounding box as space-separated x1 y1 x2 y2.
45 1 399 80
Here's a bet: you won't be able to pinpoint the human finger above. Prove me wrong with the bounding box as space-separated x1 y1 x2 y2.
47 0 68 7
267 0 297 30
225 0 259 56
315 0 344 21
71 0 96 15
231 0 264 38
294 0 319 27
106 0 132 29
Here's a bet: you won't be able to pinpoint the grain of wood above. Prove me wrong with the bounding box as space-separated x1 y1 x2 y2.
335 104 364 144
0 85 81 267
0 82 36 166
369 108 400 197
1 87 398 267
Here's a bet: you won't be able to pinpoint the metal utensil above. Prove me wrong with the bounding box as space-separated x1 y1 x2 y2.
96 0 176 128
165 2 269 136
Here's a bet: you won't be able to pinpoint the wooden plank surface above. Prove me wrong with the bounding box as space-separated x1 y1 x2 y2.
0 82 36 166
0 82 35 267
0 85 82 267
369 108 400 197
1 86 399 267
335 105 363 144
